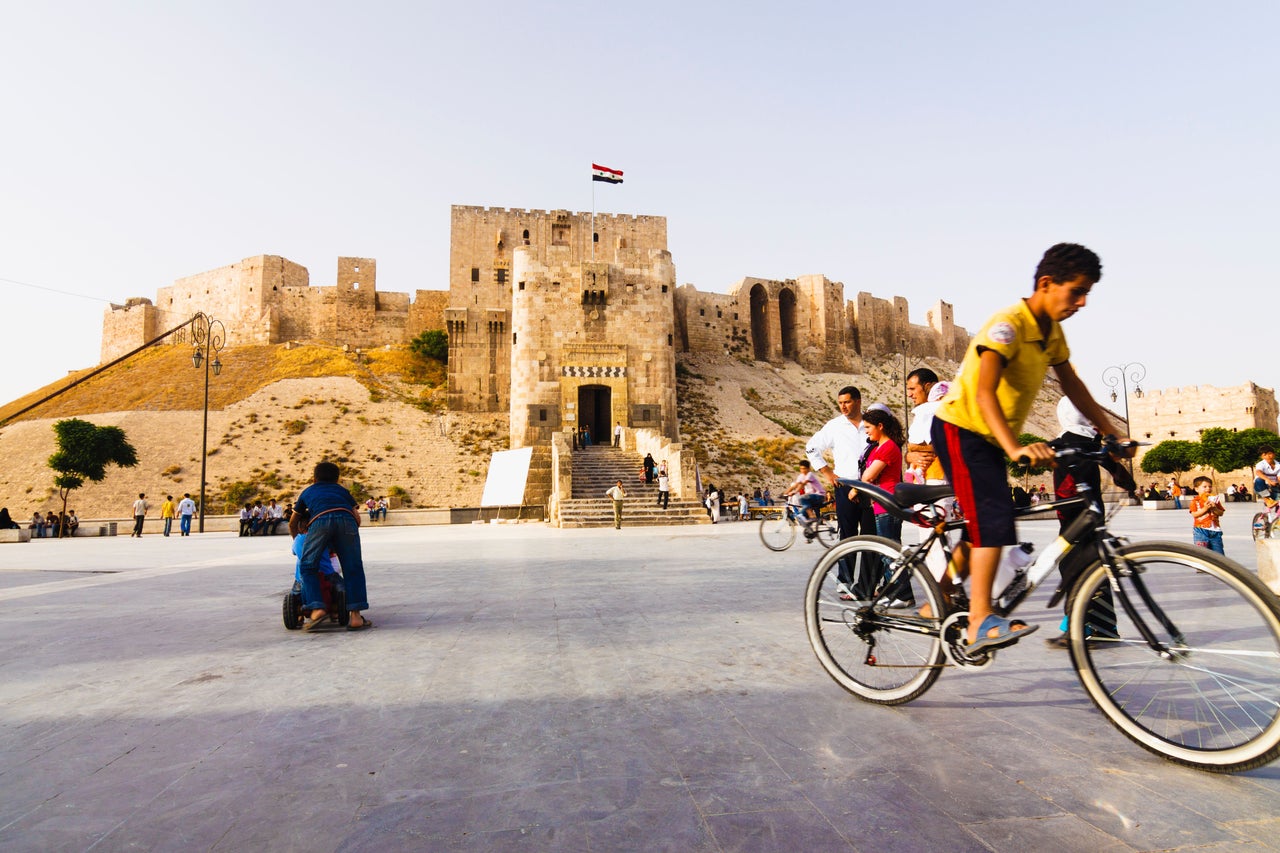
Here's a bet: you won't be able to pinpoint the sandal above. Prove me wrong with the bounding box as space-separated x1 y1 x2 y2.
347 616 375 632
302 612 328 632
965 614 1038 654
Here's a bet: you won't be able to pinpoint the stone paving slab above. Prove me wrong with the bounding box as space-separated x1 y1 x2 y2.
1 507 1278 851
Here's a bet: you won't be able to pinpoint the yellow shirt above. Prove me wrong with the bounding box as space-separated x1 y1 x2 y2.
161 500 175 519
937 299 1069 444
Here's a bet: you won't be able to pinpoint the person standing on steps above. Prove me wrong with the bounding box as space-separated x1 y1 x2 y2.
613 422 623 447
643 453 656 484
656 470 671 509
606 480 627 529
131 493 148 537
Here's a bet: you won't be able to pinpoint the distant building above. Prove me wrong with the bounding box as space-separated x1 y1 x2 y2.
1128 381 1279 469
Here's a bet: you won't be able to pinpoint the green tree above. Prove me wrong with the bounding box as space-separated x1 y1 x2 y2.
47 419 139 537
409 329 448 363
1196 427 1280 474
1006 433 1053 479
1139 440 1200 478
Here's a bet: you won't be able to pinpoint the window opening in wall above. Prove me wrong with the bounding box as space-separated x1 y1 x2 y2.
538 408 547 422
668 334 673 345
471 268 480 282
522 229 529 243
734 313 738 320
518 281 525 291
642 408 650 420
661 285 668 293
716 309 722 318
699 308 705 316
496 269 507 284
513 333 517 345
593 232 599 243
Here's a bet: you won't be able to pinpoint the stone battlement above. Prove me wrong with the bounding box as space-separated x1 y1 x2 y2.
452 205 666 226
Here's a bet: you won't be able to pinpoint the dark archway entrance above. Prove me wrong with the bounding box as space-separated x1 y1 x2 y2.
778 287 797 361
577 384 612 445
749 284 769 361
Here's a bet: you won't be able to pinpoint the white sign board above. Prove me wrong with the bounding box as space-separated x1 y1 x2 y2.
480 446 533 507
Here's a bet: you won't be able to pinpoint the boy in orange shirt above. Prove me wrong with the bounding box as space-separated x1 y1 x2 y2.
1189 476 1225 554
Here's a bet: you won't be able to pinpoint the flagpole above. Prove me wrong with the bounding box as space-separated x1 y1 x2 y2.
591 168 596 262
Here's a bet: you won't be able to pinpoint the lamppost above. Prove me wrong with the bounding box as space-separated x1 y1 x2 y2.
900 337 909 429
1101 361 1146 476
190 313 225 533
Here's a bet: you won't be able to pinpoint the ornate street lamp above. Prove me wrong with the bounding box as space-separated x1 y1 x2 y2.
190 313 226 533
1101 361 1146 476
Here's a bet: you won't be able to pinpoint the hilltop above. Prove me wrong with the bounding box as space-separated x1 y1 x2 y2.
0 344 1070 520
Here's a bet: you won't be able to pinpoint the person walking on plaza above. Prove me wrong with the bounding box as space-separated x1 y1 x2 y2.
606 480 627 529
806 386 870 599
656 470 670 509
131 493 148 537
289 461 373 632
177 493 196 536
161 495 175 537
1189 476 1226 554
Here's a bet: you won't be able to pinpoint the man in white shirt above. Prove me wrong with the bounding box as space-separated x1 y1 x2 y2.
130 493 148 538
806 386 870 597
177 494 197 536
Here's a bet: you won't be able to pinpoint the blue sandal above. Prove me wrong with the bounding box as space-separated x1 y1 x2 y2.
966 614 1038 654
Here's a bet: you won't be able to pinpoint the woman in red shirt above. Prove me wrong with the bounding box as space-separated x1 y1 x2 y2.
861 408 908 606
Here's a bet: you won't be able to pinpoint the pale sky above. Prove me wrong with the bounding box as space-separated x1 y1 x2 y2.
2 1 1275 422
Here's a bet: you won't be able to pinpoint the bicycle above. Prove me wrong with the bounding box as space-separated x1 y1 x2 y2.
1252 497 1278 540
803 440 1280 773
759 499 840 551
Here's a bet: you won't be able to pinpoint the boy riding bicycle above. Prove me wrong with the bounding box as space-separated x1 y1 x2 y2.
783 460 828 525
931 243 1129 654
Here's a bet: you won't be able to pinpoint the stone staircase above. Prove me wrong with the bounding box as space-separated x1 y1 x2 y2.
558 445 710 528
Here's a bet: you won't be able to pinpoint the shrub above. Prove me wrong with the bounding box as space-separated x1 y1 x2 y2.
283 420 307 435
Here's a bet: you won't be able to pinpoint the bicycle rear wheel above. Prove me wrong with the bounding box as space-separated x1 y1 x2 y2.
804 536 946 704
1069 542 1280 772
759 514 797 551
814 520 840 548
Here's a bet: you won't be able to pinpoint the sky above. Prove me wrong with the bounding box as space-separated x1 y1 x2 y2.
2 1 1276 418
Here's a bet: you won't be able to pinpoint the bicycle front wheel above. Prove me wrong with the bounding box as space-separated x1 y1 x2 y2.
1069 542 1280 772
804 536 946 705
759 514 797 551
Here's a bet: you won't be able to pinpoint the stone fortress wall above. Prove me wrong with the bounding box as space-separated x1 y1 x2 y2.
100 256 450 362
1128 382 1279 456
100 205 977 414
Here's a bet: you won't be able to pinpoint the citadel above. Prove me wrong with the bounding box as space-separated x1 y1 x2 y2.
102 205 1277 508
103 205 974 449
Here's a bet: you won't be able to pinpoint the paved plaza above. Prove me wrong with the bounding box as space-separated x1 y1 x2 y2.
2 504 1279 851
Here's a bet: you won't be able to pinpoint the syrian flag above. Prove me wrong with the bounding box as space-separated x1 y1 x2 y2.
591 163 624 184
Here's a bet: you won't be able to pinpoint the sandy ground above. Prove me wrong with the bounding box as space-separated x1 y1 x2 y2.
0 377 505 520
0 355 1085 521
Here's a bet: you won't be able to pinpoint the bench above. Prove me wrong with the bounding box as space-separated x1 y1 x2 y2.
0 529 31 543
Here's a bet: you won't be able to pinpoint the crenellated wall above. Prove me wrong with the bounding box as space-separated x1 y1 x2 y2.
101 255 448 361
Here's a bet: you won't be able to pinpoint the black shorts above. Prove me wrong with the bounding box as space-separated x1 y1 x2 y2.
931 419 1016 548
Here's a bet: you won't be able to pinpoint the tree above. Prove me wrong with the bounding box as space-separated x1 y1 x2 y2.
1139 440 1200 479
47 419 139 537
1006 433 1053 479
409 329 448 363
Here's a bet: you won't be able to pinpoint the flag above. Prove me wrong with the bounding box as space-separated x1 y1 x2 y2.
591 163 623 184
